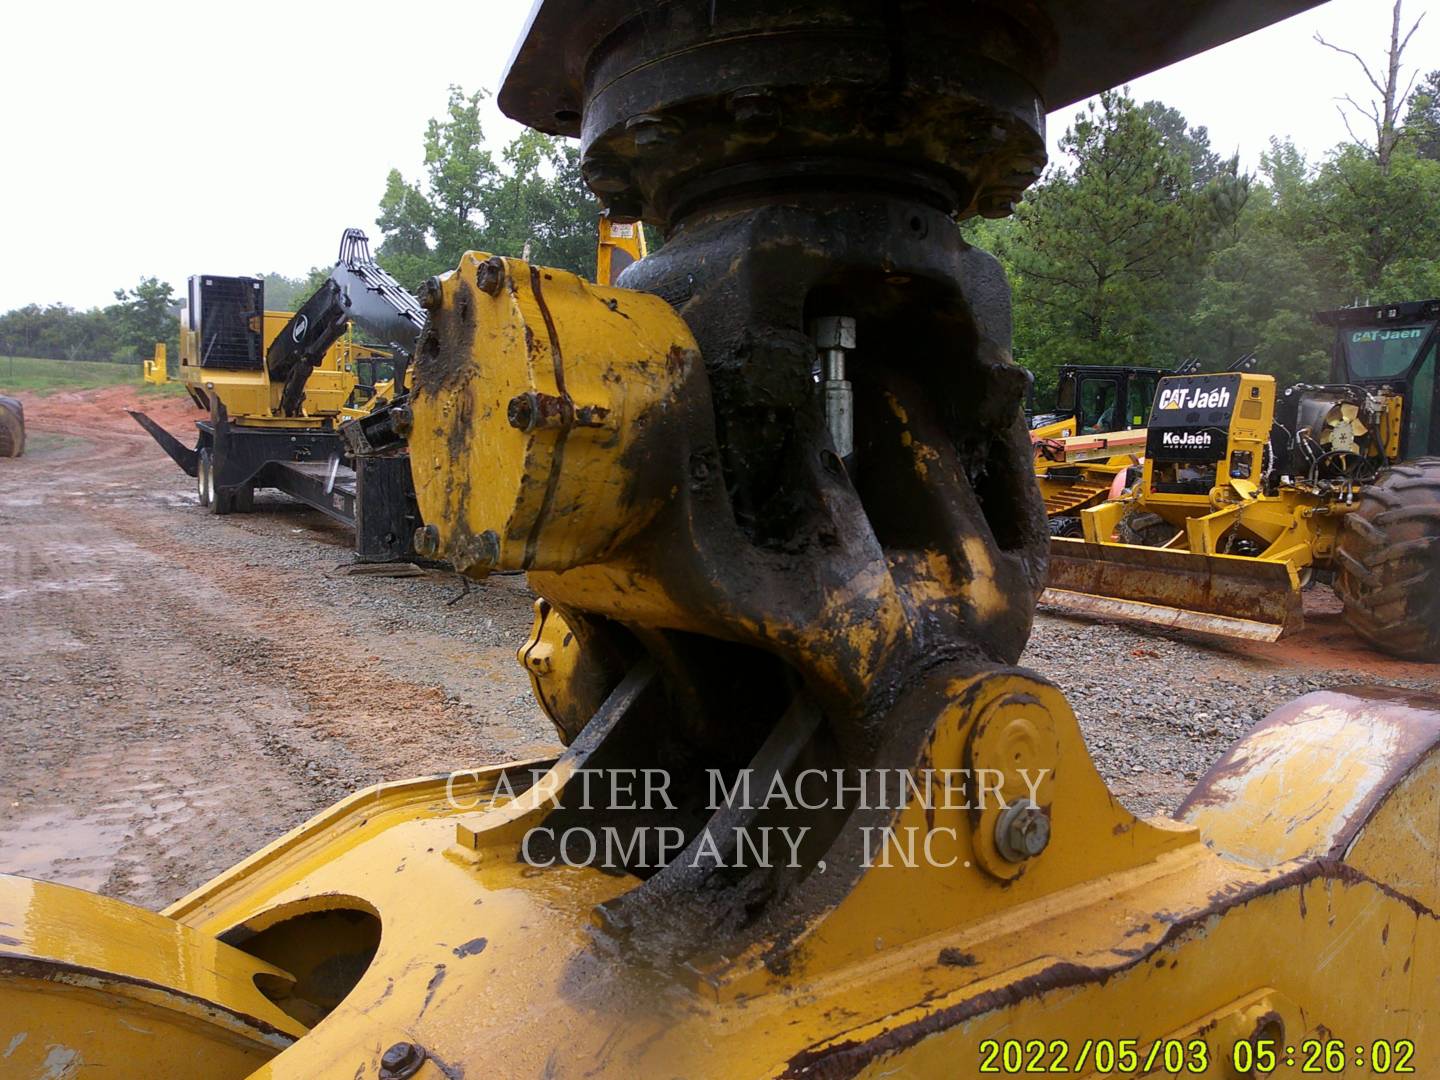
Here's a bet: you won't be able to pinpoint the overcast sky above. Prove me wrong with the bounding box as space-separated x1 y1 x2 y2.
1 0 1435 311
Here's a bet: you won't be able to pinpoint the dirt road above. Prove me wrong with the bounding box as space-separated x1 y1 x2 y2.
0 388 551 909
2 387 1437 911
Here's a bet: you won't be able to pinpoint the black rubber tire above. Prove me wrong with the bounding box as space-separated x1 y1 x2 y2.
196 449 213 508
0 397 24 457
1334 457 1440 662
213 484 255 515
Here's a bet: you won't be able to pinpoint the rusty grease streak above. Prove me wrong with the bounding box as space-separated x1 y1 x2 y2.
779 859 1436 1079
523 268 572 571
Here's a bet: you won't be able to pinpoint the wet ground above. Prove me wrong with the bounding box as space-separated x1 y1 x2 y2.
1 386 1437 910
0 388 551 909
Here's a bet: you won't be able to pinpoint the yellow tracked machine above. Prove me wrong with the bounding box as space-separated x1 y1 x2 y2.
1047 300 1440 659
1031 364 1162 535
11 2 1440 1078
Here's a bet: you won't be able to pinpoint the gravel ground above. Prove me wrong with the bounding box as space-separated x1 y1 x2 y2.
2 386 1437 909
1023 609 1439 815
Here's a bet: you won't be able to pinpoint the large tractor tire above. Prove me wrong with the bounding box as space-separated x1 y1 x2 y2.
0 396 24 458
1334 458 1440 662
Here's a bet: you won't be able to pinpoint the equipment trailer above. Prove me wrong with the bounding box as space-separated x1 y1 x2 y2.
130 230 426 561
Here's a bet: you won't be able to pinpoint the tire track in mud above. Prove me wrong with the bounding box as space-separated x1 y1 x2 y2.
0 388 554 910
0 527 317 906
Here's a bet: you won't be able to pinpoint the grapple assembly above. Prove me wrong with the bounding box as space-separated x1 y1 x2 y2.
9 1 1440 1077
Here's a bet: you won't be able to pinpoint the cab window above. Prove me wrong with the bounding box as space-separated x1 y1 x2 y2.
1055 373 1077 415
1078 377 1120 434
1344 324 1433 379
1127 373 1158 428
1409 341 1437 457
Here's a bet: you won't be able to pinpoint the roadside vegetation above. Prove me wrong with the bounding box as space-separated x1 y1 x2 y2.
0 355 185 396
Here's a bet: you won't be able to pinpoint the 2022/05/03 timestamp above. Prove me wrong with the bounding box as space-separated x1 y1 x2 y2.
977 1037 1417 1074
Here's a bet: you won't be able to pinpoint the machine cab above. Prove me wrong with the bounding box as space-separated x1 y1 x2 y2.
1052 365 1164 436
1320 300 1440 459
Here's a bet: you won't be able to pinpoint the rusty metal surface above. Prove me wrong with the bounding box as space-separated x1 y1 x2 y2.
501 1 1329 233
501 0 1325 134
1178 686 1440 870
158 753 1440 1078
1039 478 1108 517
1044 536 1304 639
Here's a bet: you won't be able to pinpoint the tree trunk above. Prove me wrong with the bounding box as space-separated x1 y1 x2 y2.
1379 1 1404 174
1316 0 1422 175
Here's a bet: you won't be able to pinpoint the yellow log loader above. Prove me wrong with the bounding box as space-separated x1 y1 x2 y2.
14 2 1440 1079
1047 299 1440 659
129 228 426 560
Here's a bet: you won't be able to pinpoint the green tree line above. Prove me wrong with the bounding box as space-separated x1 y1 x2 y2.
6 50 1436 398
0 85 597 366
370 86 598 288
981 61 1440 402
0 279 182 365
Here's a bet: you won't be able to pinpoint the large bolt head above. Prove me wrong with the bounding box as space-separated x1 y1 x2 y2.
626 112 681 148
475 529 501 569
507 392 537 431
995 801 1050 863
476 257 506 296
379 1041 426 1080
581 156 633 195
603 193 644 224
729 89 780 133
418 276 443 311
413 524 440 557
390 404 413 437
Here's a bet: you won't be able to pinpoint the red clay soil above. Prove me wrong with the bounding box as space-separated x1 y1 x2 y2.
0 386 552 910
19 383 202 439
1235 586 1439 683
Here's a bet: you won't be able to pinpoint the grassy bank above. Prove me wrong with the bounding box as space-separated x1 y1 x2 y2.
0 355 184 396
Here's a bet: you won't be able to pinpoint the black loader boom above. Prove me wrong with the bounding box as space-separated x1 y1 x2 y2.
267 230 428 416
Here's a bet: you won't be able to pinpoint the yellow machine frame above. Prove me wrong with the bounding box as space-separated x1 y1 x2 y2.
594 212 648 287
164 312 380 428
1033 426 1146 520
1031 365 1161 524
12 0 1440 1073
